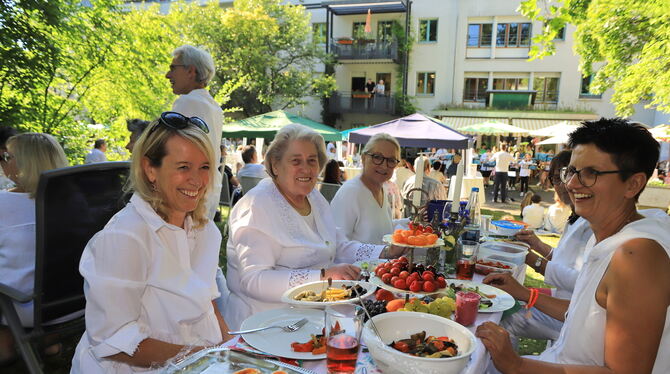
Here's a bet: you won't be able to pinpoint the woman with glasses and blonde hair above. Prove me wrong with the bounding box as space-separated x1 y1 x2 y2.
477 118 670 374
72 112 232 373
331 133 406 244
225 124 406 330
0 133 68 364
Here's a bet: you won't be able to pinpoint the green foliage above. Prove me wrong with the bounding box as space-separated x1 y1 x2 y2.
389 19 418 116
519 0 670 116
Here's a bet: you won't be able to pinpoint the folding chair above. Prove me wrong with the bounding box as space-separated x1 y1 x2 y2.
0 162 130 373
238 176 264 194
318 182 341 203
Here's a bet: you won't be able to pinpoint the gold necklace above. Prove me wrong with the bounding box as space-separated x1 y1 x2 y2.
275 182 311 216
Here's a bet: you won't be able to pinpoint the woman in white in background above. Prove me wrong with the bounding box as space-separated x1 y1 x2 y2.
331 133 406 244
225 125 404 330
544 191 571 233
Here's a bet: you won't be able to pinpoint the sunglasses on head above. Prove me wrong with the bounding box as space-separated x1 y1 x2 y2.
148 111 210 136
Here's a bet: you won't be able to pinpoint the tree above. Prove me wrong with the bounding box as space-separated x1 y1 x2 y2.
176 0 335 117
519 0 670 116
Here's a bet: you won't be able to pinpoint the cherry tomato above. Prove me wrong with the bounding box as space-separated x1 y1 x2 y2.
422 281 436 293
398 270 410 279
393 278 407 290
423 226 433 234
381 273 393 284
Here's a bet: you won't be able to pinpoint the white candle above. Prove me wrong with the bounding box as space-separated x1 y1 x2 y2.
451 159 464 212
412 156 425 207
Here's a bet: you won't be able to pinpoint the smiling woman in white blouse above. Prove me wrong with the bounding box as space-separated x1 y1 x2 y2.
331 133 404 244
71 112 231 373
224 124 404 330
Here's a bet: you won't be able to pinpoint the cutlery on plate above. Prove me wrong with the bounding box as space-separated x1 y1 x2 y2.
228 318 308 335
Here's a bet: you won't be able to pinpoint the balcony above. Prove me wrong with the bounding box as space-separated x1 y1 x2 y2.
328 91 396 114
330 40 398 61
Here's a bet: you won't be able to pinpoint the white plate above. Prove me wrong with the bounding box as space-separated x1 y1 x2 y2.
281 280 375 308
444 279 515 313
382 234 445 248
240 307 326 360
358 259 449 296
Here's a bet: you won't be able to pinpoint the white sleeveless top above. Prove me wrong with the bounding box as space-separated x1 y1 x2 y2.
539 212 670 373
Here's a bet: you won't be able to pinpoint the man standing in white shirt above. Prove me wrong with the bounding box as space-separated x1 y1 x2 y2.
166 44 223 219
84 139 107 164
491 143 514 203
236 145 268 179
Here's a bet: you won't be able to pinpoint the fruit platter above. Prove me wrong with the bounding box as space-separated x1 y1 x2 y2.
368 257 449 295
384 223 444 248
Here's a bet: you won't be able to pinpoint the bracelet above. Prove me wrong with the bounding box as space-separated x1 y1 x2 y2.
546 247 555 260
524 288 539 318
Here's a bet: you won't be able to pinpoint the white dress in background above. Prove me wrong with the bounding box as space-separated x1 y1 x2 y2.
543 203 571 233
71 194 223 374
0 191 35 326
537 212 670 373
521 203 545 229
225 179 384 330
331 175 393 245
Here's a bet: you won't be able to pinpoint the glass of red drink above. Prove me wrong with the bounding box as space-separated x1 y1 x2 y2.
455 291 481 326
456 239 479 280
325 304 364 374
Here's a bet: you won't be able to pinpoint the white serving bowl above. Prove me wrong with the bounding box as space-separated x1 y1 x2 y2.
280 280 374 309
362 311 476 374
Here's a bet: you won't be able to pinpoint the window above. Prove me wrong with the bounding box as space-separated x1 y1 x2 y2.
353 22 366 38
312 23 326 44
496 23 531 47
417 72 435 95
378 21 394 42
545 20 566 40
467 24 492 47
533 77 560 103
580 75 602 98
419 19 438 42
493 78 529 90
463 78 488 102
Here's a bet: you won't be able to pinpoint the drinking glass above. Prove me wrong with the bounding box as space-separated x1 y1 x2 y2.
456 239 479 280
455 291 481 326
325 304 364 374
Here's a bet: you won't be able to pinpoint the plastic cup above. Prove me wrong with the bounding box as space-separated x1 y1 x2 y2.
325 304 364 374
455 291 481 326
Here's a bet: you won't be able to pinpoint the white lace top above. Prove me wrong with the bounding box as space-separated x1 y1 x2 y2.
224 179 383 329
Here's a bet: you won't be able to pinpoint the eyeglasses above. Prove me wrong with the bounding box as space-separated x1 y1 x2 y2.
1 151 13 163
168 64 186 72
364 152 399 168
148 112 210 136
560 166 630 187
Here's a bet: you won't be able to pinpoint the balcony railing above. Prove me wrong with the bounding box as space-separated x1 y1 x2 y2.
330 40 398 61
328 91 396 114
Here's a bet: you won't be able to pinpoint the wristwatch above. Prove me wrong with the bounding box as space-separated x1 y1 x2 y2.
534 256 543 268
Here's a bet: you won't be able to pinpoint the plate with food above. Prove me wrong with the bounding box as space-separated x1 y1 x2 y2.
440 280 515 313
239 307 326 360
281 280 374 308
368 257 449 295
383 224 445 248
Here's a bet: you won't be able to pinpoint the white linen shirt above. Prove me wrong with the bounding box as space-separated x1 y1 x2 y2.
543 217 592 299
491 151 514 173
71 194 223 374
172 89 224 218
543 203 571 233
522 203 545 229
224 179 383 330
0 191 35 326
85 148 107 164
236 163 268 179
331 175 393 245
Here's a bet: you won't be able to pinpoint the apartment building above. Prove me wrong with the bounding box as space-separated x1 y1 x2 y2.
125 0 669 130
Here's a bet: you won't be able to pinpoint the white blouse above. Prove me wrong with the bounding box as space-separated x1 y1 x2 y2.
0 191 35 326
331 175 393 245
71 194 223 374
224 179 383 330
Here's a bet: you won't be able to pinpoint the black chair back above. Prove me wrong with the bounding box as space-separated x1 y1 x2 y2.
33 162 130 324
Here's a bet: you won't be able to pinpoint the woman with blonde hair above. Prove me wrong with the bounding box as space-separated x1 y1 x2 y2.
72 112 231 373
0 133 68 363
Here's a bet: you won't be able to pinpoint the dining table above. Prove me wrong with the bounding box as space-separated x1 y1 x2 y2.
221 267 526 374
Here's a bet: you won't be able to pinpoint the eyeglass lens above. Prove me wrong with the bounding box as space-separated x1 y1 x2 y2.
369 153 398 168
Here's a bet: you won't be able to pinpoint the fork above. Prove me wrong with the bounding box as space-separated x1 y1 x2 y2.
228 318 308 335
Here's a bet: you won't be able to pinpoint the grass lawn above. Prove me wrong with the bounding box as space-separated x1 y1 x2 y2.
4 206 560 372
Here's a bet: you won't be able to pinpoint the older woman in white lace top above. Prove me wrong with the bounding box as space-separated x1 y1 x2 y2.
225 124 402 329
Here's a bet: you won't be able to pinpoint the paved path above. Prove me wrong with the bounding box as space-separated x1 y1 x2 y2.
480 182 557 216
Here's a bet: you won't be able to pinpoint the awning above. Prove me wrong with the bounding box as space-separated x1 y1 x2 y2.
439 117 509 130
322 0 409 15
513 119 584 133
222 110 344 142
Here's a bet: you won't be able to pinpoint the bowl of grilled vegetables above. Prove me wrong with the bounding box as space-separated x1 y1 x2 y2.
281 280 374 308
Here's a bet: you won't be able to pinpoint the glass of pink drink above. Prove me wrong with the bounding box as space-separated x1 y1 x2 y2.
455 291 481 326
325 304 364 374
